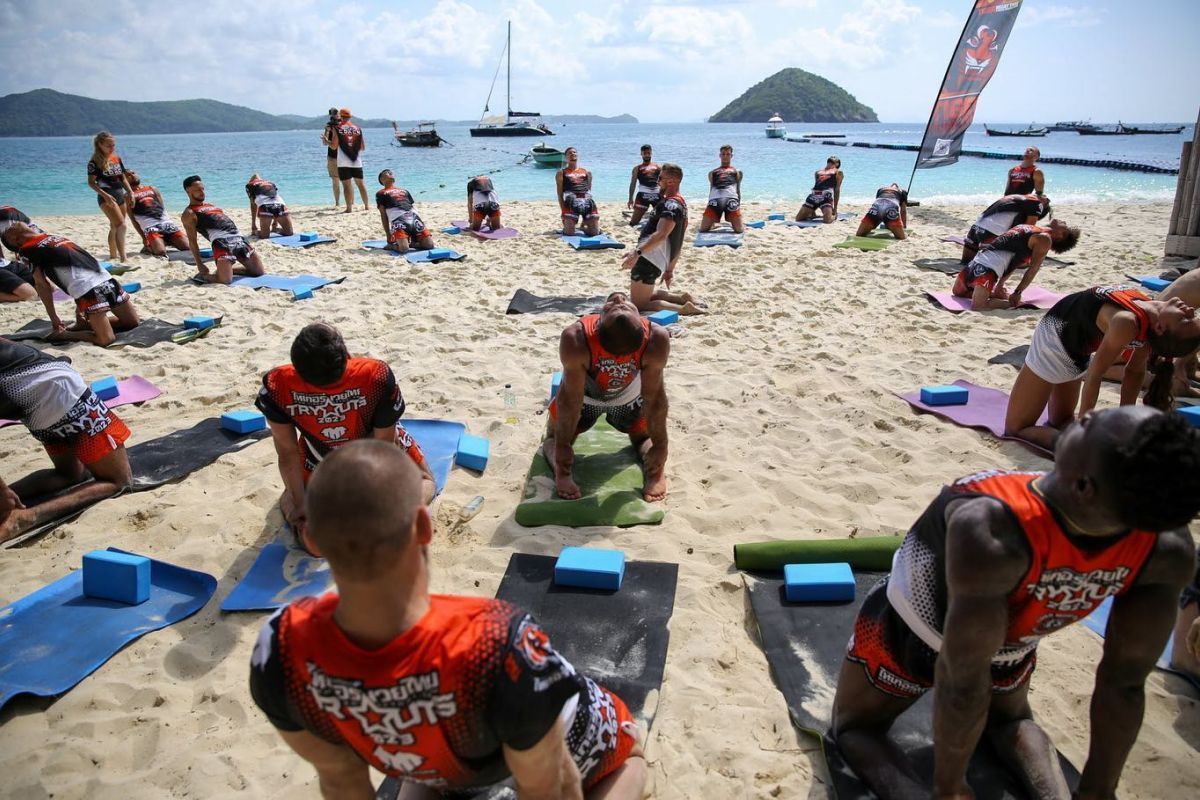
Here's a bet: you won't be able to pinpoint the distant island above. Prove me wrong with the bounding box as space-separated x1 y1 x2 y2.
0 89 637 137
709 68 877 124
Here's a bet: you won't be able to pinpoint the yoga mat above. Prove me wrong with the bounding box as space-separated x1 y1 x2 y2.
405 249 466 263
2 318 195 348
913 257 965 274
0 547 216 710
449 220 520 240
925 286 1064 313
941 235 1074 267
563 233 625 250
220 419 465 612
4 417 270 548
694 230 744 248
0 375 162 429
263 234 337 248
834 234 894 251
166 247 211 262
784 212 852 228
734 536 902 572
515 419 665 528
897 380 1053 459
227 274 345 292
505 288 605 316
989 345 1029 369
747 570 1080 797
1081 596 1199 692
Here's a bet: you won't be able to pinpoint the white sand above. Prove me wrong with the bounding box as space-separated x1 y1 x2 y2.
1 199 1197 799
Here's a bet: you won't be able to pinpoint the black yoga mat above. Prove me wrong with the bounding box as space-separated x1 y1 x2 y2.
375 553 678 800
912 257 965 275
5 418 269 548
746 570 1080 799
3 318 187 347
988 344 1029 368
506 288 605 316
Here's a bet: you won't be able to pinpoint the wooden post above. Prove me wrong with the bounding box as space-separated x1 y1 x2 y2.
1166 106 1200 256
1168 140 1191 235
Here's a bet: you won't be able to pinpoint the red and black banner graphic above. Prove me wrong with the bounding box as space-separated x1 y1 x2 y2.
916 0 1024 170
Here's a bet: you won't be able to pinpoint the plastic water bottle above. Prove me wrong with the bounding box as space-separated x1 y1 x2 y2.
459 495 485 521
504 384 518 424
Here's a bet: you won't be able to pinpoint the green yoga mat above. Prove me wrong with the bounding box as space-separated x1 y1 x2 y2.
833 233 895 251
515 419 665 528
734 536 901 572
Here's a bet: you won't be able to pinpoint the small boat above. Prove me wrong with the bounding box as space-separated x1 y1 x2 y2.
1047 120 1096 132
392 121 444 147
470 21 555 138
529 142 566 168
985 124 1048 137
766 114 786 139
1078 122 1186 136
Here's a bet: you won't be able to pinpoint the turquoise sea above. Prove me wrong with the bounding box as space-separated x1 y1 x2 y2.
0 122 1191 217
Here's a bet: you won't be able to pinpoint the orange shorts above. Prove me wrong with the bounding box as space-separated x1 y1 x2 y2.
472 208 501 223
581 684 638 788
44 409 131 465
952 265 998 297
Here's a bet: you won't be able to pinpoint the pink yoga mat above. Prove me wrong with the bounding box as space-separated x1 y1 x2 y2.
925 286 1064 313
449 220 520 240
898 380 1052 459
0 376 162 428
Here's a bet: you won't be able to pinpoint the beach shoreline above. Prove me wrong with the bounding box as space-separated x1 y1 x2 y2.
1 199 1197 799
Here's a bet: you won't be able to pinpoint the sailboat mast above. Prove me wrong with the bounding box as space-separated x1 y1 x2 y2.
506 20 512 122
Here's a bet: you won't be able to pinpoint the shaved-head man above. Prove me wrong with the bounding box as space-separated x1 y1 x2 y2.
249 442 647 799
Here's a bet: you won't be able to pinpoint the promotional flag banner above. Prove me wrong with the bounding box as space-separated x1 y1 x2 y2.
915 0 1024 170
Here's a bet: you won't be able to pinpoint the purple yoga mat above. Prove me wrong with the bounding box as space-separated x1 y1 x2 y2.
449 220 520 240
898 380 1052 459
0 375 162 429
925 286 1064 313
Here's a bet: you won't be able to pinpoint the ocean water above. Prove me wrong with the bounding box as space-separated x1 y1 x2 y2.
0 122 1191 217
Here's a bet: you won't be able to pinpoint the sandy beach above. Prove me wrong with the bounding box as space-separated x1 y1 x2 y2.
1 198 1197 799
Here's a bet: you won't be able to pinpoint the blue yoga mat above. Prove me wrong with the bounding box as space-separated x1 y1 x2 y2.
694 230 744 248
405 248 466 263
220 419 466 612
264 234 336 248
562 233 625 250
0 548 216 710
1081 595 1197 689
785 212 852 228
229 274 345 291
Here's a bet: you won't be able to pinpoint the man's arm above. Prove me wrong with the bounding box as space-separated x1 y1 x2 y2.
628 166 638 207
1008 235 1050 303
933 497 1030 796
735 169 742 201
900 199 908 229
0 475 24 526
1033 169 1045 197
555 170 564 204
1077 530 1194 799
179 210 209 272
249 194 258 234
834 171 843 214
621 216 676 274
32 269 62 330
278 729 374 800
503 715 584 800
1080 313 1140 415
378 207 390 239
267 420 307 528
126 194 146 240
553 326 589 474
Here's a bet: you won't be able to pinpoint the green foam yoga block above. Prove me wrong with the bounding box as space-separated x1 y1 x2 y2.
734 536 901 572
515 419 664 528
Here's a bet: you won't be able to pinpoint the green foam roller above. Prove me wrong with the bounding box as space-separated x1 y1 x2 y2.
734 536 901 573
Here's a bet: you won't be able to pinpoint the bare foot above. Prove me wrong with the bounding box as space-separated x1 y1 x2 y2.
542 438 581 500
680 301 708 316
642 466 667 502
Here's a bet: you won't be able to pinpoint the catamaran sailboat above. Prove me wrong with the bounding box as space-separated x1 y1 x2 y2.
470 21 554 138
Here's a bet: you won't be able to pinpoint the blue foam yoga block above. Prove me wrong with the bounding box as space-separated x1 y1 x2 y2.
122 281 141 294
455 433 490 472
299 232 319 242
554 547 625 591
428 248 454 259
221 409 266 434
184 315 216 330
550 371 563 401
82 550 150 605
746 220 766 229
292 286 314 301
1180 406 1200 429
442 226 462 235
784 562 855 602
91 375 120 400
920 385 969 406
1139 276 1172 292
647 310 679 326
767 213 786 221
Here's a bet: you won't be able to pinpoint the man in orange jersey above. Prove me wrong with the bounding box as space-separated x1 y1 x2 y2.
249 442 647 799
256 323 435 542
545 292 671 503
832 406 1200 799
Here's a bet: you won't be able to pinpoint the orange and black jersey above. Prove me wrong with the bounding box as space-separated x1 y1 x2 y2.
709 166 739 193
249 594 632 791
376 187 416 212
980 224 1049 265
875 186 908 204
0 205 30 227
87 153 127 191
335 122 364 159
812 167 838 192
1042 286 1152 372
981 193 1047 221
187 203 241 242
888 470 1158 664
255 357 406 479
1007 163 1037 194
17 233 110 297
580 314 651 402
561 168 591 196
245 178 281 202
637 193 687 268
466 176 495 195
130 186 165 219
635 162 661 191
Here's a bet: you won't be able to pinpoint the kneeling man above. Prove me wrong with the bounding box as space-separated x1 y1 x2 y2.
546 293 670 502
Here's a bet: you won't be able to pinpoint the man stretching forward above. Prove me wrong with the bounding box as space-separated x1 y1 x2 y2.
832 406 1200 799
466 175 502 232
699 144 743 234
547 293 670 502
856 183 909 240
180 175 265 285
959 193 1051 263
245 174 294 240
249 441 646 799
622 163 705 315
953 220 1079 311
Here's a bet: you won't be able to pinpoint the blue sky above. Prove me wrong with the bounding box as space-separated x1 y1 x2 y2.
0 0 1196 123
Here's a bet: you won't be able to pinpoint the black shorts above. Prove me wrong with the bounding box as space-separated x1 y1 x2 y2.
337 167 364 181
803 190 834 210
77 278 130 316
212 236 254 263
0 260 35 294
630 256 662 286
256 203 289 218
98 187 127 207
633 190 659 210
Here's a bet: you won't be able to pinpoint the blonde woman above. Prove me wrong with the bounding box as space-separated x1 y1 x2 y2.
86 131 132 262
